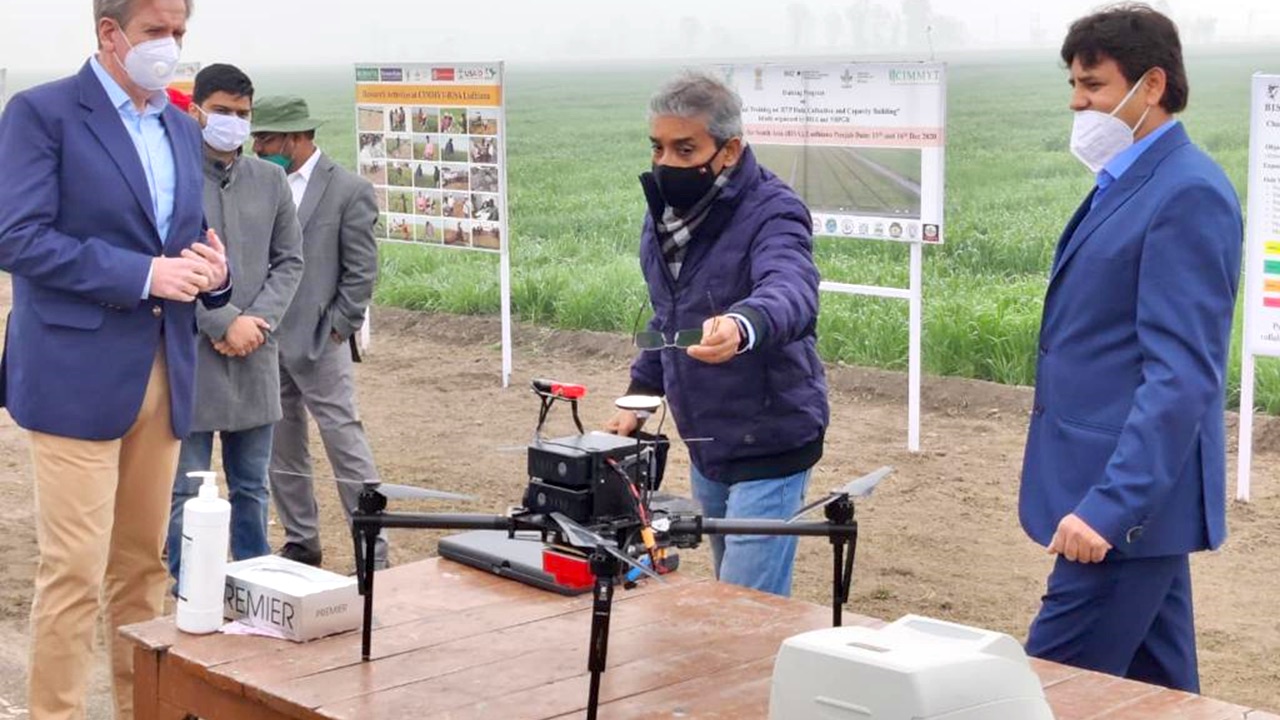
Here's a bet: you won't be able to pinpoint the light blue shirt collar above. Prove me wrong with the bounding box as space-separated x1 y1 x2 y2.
1097 118 1178 192
88 55 167 115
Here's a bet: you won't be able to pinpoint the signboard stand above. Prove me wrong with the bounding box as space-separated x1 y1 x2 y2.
355 62 512 386
720 62 947 451
1236 73 1280 502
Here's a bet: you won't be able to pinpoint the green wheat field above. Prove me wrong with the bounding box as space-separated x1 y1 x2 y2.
10 50 1280 406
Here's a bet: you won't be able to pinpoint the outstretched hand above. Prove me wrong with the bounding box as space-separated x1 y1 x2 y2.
686 315 740 365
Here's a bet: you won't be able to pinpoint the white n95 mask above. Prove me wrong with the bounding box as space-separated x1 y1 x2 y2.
1069 72 1152 174
115 27 182 92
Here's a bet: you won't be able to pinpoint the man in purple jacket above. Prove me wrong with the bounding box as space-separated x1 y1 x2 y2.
606 71 829 597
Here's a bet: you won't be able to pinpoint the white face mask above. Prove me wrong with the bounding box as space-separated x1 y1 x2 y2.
113 24 181 92
1069 72 1152 174
197 106 251 153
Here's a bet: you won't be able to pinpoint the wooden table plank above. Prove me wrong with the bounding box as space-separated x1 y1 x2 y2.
313 582 832 719
1045 673 1177 718
213 569 689 717
119 559 501 671
1087 688 1251 720
1029 657 1087 687
430 611 837 719
240 584 688 714
547 656 780 720
123 558 1277 720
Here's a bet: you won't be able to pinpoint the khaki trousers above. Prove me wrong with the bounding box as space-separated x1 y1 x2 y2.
27 352 181 720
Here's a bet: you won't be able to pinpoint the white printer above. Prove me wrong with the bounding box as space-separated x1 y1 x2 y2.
770 615 1056 719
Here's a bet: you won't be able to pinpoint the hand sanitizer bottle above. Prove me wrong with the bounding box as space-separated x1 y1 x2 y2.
176 471 231 634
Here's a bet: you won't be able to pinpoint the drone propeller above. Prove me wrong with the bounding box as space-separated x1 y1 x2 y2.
269 468 474 503
548 512 663 582
786 466 892 523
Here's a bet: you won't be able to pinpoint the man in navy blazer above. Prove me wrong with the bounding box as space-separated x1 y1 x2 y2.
1020 5 1242 693
0 1 229 716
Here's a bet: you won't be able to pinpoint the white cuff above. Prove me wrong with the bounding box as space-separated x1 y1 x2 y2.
725 312 756 353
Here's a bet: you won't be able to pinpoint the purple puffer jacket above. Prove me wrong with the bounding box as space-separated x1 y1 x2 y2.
628 146 829 483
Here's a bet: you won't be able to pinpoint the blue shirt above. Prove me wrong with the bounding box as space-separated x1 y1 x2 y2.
1091 119 1179 210
89 56 175 297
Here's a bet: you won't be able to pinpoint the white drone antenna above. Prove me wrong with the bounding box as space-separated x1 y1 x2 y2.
615 394 663 420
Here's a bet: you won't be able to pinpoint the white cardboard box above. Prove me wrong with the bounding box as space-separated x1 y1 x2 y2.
223 555 360 642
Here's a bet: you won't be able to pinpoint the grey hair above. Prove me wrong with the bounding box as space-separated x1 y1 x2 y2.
647 71 743 143
95 0 194 28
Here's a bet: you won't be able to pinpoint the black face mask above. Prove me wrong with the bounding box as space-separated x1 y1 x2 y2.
653 143 726 212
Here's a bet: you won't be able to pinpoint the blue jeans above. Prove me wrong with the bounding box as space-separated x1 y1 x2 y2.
690 466 811 597
167 424 274 582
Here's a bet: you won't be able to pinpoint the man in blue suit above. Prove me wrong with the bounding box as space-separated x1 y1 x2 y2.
0 1 229 717
1020 5 1242 693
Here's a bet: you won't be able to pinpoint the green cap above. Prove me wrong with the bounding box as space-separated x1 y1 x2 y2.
250 95 323 133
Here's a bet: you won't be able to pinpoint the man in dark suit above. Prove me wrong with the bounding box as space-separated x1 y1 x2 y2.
1019 4 1242 693
0 1 229 716
250 97 387 569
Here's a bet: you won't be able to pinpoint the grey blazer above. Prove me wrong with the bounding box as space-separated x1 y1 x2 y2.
193 154 304 433
277 152 379 365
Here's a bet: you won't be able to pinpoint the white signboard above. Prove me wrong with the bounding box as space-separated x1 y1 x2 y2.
354 62 512 385
715 62 949 451
1236 73 1280 501
1243 75 1280 357
721 62 947 244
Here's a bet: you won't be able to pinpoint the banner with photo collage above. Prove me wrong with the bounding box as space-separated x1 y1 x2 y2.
355 63 507 253
170 62 200 96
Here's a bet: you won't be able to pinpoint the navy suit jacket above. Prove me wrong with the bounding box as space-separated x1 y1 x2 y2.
0 61 229 440
1020 123 1243 559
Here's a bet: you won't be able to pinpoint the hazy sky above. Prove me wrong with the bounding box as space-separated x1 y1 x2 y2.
1 0 1278 74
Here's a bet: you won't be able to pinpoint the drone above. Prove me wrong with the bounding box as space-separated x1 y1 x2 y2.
345 379 890 720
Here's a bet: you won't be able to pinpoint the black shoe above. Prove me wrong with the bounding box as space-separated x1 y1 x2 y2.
276 543 322 567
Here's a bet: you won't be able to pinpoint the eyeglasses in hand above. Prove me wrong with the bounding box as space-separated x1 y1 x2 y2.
630 291 720 352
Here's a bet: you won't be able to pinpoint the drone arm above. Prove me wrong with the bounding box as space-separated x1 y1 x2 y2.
673 516 857 538
368 512 531 532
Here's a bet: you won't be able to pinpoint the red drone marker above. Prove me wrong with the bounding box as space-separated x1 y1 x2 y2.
532 378 587 400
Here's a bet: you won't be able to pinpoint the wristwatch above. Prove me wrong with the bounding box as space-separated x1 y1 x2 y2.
732 315 750 354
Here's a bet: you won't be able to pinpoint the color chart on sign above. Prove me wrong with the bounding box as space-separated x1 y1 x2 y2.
354 63 507 253
1244 74 1280 356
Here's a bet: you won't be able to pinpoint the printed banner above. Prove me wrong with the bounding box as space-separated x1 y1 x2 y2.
719 62 947 243
355 63 507 253
1244 74 1280 356
168 62 200 96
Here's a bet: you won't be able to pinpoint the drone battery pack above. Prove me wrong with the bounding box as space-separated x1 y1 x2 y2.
523 478 593 523
527 431 639 489
542 546 593 591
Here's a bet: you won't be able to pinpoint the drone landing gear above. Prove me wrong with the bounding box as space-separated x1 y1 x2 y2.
825 496 857 627
585 549 619 720
354 488 386 661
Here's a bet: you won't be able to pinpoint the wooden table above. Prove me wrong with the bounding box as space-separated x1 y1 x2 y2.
122 558 1277 719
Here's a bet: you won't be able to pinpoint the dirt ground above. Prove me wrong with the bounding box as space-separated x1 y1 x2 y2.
0 292 1278 716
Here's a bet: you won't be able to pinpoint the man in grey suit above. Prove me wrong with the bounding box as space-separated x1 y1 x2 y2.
167 65 304 583
251 96 388 568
